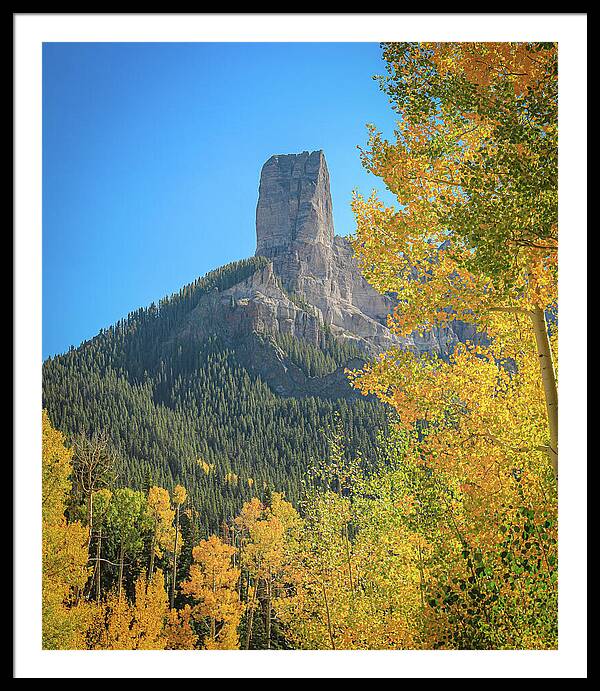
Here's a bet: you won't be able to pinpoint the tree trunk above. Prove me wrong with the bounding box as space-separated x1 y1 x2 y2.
531 305 559 478
321 581 336 650
417 542 426 610
343 524 354 593
244 574 259 650
118 542 124 600
266 570 272 650
211 566 217 643
96 527 102 603
148 526 156 583
170 505 180 609
86 488 94 554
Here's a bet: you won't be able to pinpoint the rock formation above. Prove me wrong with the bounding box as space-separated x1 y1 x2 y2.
248 149 471 355
180 149 475 394
253 150 398 353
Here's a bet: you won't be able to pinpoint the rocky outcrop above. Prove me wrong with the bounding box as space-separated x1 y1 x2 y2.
254 150 401 353
234 333 368 399
252 150 475 356
177 149 476 396
256 150 334 255
184 261 324 347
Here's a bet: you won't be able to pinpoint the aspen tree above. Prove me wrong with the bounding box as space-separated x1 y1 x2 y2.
105 488 150 600
146 486 175 581
235 493 300 649
180 534 242 649
90 488 112 603
352 42 558 476
170 484 187 608
42 410 91 649
72 430 118 553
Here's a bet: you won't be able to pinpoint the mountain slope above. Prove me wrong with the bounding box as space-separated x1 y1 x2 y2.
43 150 471 531
43 256 388 532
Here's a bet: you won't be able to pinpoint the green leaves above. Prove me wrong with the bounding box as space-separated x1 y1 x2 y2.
106 487 151 555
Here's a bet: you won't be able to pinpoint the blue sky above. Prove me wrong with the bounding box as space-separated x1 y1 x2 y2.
43 42 398 359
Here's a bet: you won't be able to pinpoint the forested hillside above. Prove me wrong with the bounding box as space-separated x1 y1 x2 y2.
43 257 388 532
40 41 559 653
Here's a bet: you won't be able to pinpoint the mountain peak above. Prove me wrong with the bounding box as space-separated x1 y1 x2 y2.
255 150 334 257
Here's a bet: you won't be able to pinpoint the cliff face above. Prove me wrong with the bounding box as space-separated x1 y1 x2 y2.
253 150 398 353
256 150 334 256
178 150 475 393
252 149 472 356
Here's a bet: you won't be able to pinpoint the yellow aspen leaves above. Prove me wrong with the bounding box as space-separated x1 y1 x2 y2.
42 410 91 649
180 535 243 649
172 484 187 507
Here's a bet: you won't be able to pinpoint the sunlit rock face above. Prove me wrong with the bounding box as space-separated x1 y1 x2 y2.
252 149 474 355
254 150 398 353
256 150 334 256
185 150 475 366
176 150 478 397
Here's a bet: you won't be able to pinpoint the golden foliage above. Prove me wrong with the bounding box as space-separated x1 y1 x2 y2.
147 486 176 561
164 604 198 650
172 484 187 507
42 410 91 649
351 41 558 478
181 534 242 649
342 42 559 649
91 570 169 650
